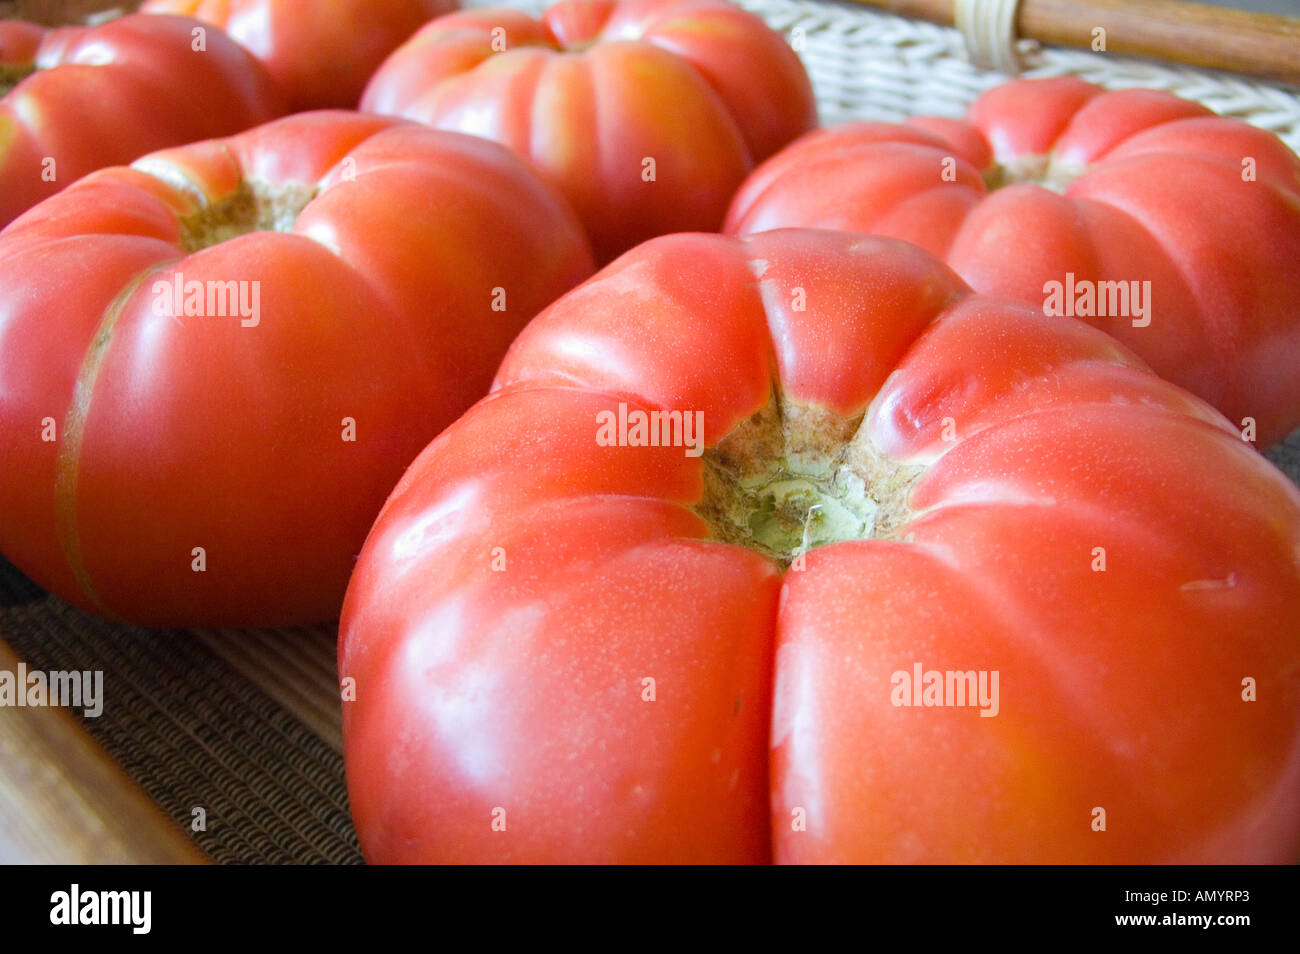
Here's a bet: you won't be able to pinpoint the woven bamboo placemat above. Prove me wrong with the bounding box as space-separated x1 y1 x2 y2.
3 0 1299 864
0 566 360 863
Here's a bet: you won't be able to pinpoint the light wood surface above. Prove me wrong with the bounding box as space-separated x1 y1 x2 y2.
0 637 208 864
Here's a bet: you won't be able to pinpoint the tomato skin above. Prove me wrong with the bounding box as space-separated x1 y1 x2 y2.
775 406 1300 863
361 0 816 262
0 21 45 61
0 14 285 228
141 0 457 111
724 77 1300 447
0 111 594 627
340 230 1300 863
342 388 781 863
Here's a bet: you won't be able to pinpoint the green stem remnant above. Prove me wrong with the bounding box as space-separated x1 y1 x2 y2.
177 179 319 253
981 153 1085 194
693 396 923 568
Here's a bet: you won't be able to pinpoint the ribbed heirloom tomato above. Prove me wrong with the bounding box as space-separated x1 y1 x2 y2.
0 111 593 627
142 0 458 110
725 77 1300 447
362 0 816 261
0 14 284 228
340 230 1300 863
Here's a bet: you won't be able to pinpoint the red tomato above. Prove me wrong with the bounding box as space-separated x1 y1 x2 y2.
362 0 816 262
340 230 1300 863
0 111 593 627
0 14 285 228
142 0 457 111
0 21 45 63
725 77 1300 448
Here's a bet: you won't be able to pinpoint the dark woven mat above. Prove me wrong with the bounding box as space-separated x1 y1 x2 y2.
0 560 362 864
1268 432 1300 482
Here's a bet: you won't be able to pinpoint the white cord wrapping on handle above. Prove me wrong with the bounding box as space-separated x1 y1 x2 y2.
955 0 1025 74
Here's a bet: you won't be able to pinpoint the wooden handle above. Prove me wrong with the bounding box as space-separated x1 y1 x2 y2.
848 0 1300 86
